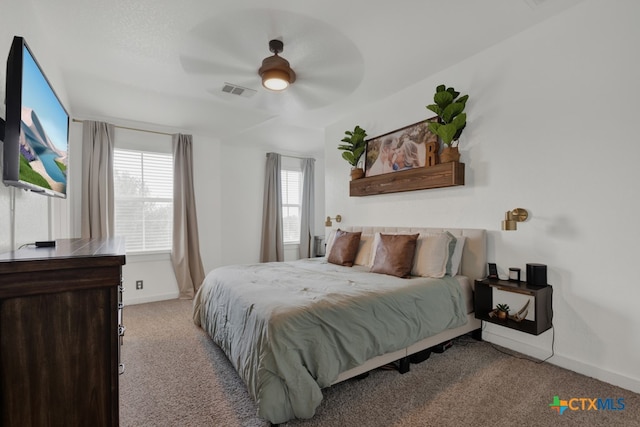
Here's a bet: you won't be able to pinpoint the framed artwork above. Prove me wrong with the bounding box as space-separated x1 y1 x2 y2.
364 118 439 177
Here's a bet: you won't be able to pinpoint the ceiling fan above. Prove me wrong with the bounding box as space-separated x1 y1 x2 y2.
178 9 364 112
258 39 296 91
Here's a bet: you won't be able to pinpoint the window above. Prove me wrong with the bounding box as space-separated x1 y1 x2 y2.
281 169 302 244
113 149 173 252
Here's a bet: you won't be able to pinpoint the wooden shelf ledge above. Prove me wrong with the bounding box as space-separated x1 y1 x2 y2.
350 162 465 197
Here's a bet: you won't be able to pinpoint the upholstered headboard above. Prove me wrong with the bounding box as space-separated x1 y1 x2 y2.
341 226 487 281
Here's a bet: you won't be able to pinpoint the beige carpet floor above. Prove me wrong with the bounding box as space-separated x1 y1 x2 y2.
119 299 639 427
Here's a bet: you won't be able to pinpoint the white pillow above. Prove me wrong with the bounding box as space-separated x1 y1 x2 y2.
411 232 454 278
325 229 337 258
447 235 466 276
368 232 382 266
353 234 375 266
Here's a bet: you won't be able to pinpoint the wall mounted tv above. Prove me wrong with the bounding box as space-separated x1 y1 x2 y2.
1 36 69 198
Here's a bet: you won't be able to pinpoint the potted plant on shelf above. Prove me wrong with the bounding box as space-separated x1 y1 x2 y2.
338 125 367 180
426 84 469 163
495 303 510 320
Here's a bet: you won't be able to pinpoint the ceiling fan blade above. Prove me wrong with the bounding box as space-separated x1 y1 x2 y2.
179 8 365 113
180 54 255 77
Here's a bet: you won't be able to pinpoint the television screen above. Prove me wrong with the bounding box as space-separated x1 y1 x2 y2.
2 36 69 198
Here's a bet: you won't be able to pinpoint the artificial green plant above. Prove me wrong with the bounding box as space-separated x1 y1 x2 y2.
338 125 367 168
496 303 510 313
426 85 469 147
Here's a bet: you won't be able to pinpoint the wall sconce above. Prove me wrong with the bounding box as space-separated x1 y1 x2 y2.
325 215 342 227
502 208 529 231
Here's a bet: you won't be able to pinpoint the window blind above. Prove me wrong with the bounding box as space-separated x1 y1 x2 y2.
114 149 173 252
281 169 301 244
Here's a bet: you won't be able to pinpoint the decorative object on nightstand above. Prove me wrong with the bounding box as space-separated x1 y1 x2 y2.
426 84 469 163
509 267 521 282
338 125 367 180
495 303 510 320
526 263 547 286
487 263 499 279
509 300 530 322
501 208 529 230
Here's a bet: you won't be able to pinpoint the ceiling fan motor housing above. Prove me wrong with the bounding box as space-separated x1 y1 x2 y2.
259 39 296 90
269 39 284 54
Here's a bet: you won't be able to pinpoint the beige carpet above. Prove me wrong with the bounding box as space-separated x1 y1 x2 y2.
120 299 640 427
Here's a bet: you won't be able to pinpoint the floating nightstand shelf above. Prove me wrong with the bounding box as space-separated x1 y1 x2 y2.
474 278 553 335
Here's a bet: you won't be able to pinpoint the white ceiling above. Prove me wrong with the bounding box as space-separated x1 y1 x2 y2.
21 0 584 154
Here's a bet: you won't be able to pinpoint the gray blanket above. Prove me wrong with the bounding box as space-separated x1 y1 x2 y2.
193 258 467 424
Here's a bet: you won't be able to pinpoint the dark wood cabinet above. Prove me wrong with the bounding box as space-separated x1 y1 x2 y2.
0 238 125 427
474 278 553 335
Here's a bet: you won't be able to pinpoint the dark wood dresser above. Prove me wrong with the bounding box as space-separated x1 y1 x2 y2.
0 238 125 427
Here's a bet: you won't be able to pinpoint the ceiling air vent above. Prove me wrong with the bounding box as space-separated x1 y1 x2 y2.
221 83 257 98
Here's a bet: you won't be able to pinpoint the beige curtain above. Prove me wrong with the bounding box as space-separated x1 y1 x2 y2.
81 121 115 238
299 158 315 259
260 152 283 262
171 134 205 299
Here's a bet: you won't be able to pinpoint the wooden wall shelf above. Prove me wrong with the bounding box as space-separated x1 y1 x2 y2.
350 162 465 197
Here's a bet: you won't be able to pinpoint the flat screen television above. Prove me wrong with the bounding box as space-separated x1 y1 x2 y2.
1 36 69 198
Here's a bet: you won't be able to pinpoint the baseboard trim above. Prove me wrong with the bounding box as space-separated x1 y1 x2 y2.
482 330 640 394
124 292 180 306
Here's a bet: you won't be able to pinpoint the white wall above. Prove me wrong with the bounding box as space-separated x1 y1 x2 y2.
325 0 640 393
219 143 326 265
219 144 265 265
0 0 71 252
192 134 223 274
122 253 178 304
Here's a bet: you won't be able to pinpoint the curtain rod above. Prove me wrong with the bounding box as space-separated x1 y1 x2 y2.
72 118 174 136
268 153 314 160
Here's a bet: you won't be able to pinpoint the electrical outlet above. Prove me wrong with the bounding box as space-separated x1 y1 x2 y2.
136 280 143 290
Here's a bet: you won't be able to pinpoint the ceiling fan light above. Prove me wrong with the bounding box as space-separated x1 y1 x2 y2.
262 69 290 91
258 41 296 92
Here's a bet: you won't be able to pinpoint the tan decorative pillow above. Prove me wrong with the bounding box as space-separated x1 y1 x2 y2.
353 234 374 266
370 233 419 277
327 230 362 267
411 232 454 278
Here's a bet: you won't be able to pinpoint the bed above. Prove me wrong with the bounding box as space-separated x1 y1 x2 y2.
193 226 486 424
